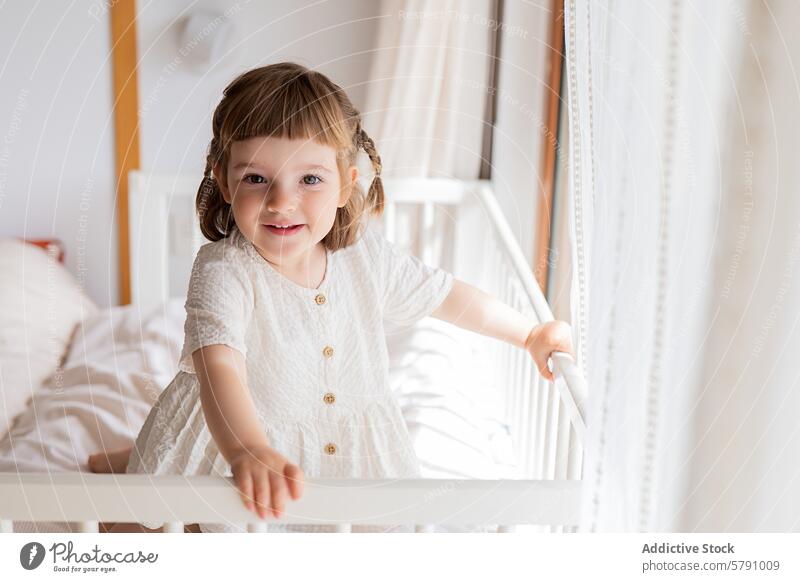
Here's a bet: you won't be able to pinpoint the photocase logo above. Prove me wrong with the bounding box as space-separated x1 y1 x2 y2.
19 542 46 570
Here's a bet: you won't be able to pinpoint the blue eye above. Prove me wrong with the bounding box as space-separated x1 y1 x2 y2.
302 174 322 186
244 174 266 184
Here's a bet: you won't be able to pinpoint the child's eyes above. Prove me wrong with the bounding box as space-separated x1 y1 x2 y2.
241 174 322 186
302 174 322 186
243 174 266 185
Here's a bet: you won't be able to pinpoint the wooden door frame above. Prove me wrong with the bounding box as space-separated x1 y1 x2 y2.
111 0 141 305
534 0 565 295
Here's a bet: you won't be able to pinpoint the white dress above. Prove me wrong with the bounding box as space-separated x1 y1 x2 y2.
126 222 455 533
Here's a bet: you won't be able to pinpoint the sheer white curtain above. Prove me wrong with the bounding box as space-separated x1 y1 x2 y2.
564 0 748 531
361 0 494 287
362 0 492 179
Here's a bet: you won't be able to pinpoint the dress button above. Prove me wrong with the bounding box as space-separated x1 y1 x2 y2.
324 443 337 455
323 392 336 405
314 293 326 305
323 346 334 358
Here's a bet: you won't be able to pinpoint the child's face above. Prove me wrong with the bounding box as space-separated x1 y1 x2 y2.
214 136 357 267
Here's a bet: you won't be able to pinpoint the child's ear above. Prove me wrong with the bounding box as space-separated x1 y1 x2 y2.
212 163 232 204
338 166 359 208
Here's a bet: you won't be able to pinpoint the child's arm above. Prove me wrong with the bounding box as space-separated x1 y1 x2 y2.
430 278 574 381
192 344 304 519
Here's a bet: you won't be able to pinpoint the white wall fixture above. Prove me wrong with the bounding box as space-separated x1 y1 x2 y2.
176 11 235 71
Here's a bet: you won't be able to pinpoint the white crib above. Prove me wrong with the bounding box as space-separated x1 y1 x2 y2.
0 174 587 533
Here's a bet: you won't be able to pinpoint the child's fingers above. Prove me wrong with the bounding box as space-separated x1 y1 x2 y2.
253 471 271 519
533 353 555 382
269 469 289 519
284 464 305 500
234 468 255 512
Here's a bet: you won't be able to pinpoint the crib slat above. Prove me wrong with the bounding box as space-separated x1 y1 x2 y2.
543 382 563 479
162 521 184 533
384 202 396 243
568 423 583 481
555 390 571 479
78 521 99 533
422 202 435 264
544 381 559 480
525 365 539 478
532 374 544 478
514 307 528 465
520 356 534 477
1 519 13 532
536 374 549 478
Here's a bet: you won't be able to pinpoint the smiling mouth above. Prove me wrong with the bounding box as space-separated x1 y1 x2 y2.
263 224 305 236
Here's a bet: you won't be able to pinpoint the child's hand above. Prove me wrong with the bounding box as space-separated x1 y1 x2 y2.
524 321 575 382
229 444 305 520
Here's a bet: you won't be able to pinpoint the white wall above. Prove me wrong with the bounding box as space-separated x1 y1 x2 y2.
0 0 381 307
0 2 116 306
136 0 381 175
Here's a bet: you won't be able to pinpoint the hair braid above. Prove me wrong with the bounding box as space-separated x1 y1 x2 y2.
196 151 234 241
357 126 384 215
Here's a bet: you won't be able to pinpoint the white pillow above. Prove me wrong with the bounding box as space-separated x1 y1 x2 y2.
0 238 98 439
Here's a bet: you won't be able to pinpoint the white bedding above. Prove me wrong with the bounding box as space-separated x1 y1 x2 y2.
1 300 514 531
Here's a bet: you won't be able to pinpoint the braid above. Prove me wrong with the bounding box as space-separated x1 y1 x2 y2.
196 152 234 241
357 126 384 215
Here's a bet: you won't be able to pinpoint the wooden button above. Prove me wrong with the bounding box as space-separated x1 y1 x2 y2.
314 293 326 305
323 346 334 358
323 392 336 405
324 443 337 455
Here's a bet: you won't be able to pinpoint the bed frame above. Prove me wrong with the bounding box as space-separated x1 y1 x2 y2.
0 173 587 533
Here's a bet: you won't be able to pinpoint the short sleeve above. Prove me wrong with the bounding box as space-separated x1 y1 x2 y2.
369 227 455 328
178 242 254 374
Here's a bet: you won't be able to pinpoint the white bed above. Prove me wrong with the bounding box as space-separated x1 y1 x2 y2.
0 175 586 533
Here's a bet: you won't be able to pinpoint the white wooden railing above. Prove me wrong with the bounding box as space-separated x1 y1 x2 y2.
0 473 582 533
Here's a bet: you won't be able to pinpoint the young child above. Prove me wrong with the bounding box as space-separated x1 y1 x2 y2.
90 62 574 533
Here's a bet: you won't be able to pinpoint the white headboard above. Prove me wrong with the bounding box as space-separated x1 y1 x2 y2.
127 171 493 313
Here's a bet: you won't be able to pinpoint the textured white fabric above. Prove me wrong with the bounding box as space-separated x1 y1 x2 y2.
126 222 455 532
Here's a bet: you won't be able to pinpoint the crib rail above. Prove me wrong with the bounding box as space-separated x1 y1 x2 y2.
379 179 587 486
0 473 581 533
473 183 587 439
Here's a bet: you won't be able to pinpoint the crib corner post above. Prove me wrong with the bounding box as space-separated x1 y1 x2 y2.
0 519 13 533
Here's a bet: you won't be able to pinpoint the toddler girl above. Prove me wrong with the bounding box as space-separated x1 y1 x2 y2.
90 62 574 533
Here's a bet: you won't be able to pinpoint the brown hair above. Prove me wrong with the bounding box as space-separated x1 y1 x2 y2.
196 62 384 250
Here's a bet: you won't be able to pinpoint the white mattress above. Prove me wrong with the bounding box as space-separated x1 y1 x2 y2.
1 300 514 532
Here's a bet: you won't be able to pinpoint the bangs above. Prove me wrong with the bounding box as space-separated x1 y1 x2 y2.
220 71 353 150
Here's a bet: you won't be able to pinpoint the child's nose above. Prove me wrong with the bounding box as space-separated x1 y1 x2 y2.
265 185 296 214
